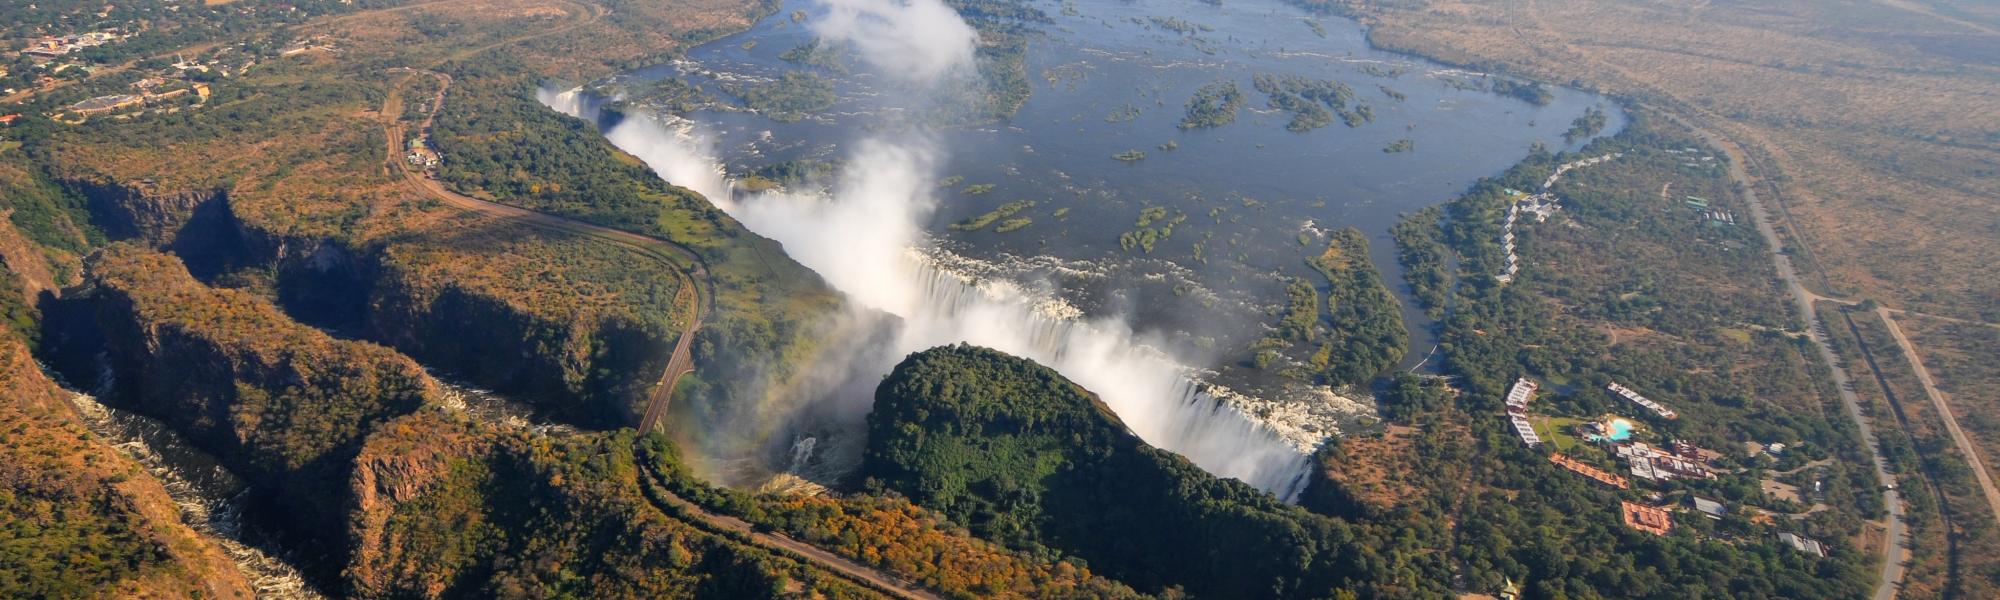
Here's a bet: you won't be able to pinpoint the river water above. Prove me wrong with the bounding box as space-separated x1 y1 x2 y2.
613 0 1622 372
65 392 326 599
563 0 1622 497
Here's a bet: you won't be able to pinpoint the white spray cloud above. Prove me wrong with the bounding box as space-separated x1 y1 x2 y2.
543 89 1314 498
727 139 941 314
536 0 1316 498
810 0 978 83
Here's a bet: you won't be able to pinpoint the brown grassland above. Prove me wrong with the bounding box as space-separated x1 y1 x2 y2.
1820 302 2000 600
1329 0 1999 322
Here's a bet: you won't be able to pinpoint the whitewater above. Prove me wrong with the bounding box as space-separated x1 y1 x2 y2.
544 89 1324 500
536 0 1337 499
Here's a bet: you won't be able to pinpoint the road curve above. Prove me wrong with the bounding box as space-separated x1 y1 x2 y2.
638 464 943 600
1687 119 1909 600
382 65 946 600
385 67 711 435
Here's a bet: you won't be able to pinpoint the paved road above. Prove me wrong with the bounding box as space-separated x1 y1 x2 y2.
1878 307 2000 523
638 312 700 432
384 66 711 429
639 467 942 600
1690 122 1909 600
381 57 933 599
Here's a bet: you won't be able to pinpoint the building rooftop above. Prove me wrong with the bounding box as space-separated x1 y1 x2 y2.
1552 453 1629 489
1779 532 1827 558
1622 501 1674 536
1691 496 1727 519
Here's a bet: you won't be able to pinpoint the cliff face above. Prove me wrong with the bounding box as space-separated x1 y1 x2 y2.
865 345 1438 599
70 179 223 245
342 416 887 599
343 411 502 598
0 216 58 302
206 195 679 429
83 244 440 555
363 256 670 427
0 322 256 600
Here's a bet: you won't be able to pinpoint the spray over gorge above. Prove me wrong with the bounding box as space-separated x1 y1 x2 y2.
545 0 1621 500
543 16 1323 502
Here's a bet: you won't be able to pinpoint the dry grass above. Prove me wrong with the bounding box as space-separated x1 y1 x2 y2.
44 0 749 330
1896 314 2000 485
1338 0 2000 321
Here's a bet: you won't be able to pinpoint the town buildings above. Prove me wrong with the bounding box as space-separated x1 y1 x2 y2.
1505 378 1540 446
1607 382 1678 419
1614 441 1717 482
1621 501 1674 536
1552 453 1630 489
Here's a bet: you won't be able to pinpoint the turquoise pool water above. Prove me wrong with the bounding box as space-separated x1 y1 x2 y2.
1589 418 1635 442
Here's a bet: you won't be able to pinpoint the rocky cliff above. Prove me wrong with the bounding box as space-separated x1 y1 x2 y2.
69 178 223 246
81 244 440 561
342 415 888 599
0 320 257 599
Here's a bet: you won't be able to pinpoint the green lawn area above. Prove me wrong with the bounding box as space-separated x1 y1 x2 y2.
1532 416 1585 452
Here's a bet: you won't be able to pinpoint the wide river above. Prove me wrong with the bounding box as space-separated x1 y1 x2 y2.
617 0 1623 381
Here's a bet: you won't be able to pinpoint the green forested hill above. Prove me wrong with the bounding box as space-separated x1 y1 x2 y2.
865 344 1449 599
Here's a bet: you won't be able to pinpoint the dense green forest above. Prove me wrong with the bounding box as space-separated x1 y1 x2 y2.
863 344 1453 598
1389 205 1450 319
1177 80 1243 129
1254 228 1405 387
1367 108 1880 598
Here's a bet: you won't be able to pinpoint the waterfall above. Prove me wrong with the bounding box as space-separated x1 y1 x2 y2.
788 436 819 472
542 89 1320 501
897 253 1316 497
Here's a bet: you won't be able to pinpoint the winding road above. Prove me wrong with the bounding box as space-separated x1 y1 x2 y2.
375 25 944 599
637 466 943 600
383 66 710 437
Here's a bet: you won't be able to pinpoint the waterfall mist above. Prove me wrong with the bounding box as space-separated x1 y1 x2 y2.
539 0 1319 499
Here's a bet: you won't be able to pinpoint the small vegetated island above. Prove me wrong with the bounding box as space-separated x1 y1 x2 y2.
1178 79 1244 129
1253 73 1373 132
1118 206 1186 253
723 70 836 122
778 38 847 74
950 199 1035 232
